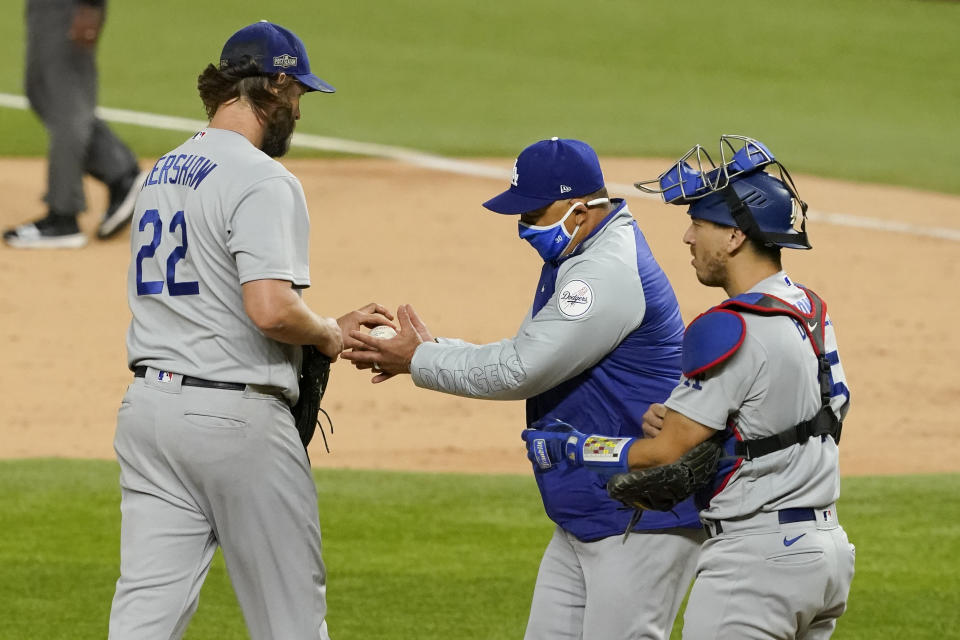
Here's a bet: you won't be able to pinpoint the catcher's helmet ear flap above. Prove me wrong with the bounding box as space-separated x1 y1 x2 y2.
688 171 811 250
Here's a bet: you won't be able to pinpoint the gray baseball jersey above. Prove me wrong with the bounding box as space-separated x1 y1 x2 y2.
665 271 850 520
126 128 310 404
666 272 855 639
110 128 331 640
410 206 648 399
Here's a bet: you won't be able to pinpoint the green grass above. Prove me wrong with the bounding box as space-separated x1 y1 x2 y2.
0 460 957 639
0 1 958 193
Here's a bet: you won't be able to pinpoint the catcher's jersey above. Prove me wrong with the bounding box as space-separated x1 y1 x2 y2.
411 202 698 540
665 272 851 521
126 128 311 403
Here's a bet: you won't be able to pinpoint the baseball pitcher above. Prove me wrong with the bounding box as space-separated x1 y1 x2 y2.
109 21 390 639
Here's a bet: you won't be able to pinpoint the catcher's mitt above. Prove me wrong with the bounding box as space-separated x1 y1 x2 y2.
606 436 723 512
291 345 332 451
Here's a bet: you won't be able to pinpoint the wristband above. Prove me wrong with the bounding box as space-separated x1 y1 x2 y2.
567 434 635 476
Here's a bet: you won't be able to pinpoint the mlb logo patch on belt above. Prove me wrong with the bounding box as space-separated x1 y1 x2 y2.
157 371 174 383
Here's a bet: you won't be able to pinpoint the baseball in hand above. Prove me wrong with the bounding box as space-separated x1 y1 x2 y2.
369 325 397 340
368 325 396 372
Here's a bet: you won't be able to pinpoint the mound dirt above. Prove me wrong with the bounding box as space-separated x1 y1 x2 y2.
1 157 957 476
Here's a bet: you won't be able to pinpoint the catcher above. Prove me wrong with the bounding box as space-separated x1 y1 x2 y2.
523 136 856 639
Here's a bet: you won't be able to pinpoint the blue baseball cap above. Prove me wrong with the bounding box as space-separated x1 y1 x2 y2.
483 137 605 214
220 21 335 93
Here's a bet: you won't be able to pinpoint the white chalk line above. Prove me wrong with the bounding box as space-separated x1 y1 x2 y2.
2 92 958 242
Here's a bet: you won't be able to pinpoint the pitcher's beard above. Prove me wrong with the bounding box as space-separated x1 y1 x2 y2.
261 106 296 158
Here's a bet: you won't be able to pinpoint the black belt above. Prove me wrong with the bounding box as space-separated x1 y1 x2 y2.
134 366 246 391
778 508 817 524
705 508 816 538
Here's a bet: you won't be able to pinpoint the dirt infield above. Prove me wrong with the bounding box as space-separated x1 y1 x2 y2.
1 157 957 476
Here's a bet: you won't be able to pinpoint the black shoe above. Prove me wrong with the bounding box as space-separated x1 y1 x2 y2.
97 167 147 239
3 213 87 249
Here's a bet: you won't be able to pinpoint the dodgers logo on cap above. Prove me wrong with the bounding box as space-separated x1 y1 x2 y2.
483 137 605 215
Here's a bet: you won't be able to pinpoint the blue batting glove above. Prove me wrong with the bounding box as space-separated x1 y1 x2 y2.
522 420 583 471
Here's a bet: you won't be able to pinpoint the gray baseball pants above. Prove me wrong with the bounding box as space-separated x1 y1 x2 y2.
25 0 137 217
109 369 330 639
524 524 704 640
684 508 856 639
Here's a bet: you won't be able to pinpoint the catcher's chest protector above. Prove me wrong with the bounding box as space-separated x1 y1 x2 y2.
682 286 842 461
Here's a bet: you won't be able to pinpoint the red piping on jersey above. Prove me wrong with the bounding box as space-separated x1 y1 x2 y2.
718 287 828 357
683 310 746 378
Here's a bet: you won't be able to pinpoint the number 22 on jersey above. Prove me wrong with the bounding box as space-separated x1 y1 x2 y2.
136 209 200 296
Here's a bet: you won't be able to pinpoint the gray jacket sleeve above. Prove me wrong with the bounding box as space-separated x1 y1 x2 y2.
410 253 646 400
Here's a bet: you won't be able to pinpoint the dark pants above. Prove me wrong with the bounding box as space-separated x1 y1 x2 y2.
25 0 137 217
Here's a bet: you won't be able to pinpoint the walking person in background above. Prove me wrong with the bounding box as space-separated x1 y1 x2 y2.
4 0 143 249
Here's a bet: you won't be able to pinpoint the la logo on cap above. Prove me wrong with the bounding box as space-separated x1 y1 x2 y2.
482 137 604 215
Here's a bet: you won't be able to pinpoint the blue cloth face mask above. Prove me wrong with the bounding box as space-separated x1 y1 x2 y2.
518 198 609 262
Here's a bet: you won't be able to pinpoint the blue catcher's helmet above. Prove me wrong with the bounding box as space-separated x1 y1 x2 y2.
689 171 811 250
635 135 811 250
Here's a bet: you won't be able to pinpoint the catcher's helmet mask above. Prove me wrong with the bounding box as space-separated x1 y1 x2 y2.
636 135 811 250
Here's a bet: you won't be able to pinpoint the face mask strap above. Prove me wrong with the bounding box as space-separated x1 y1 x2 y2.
518 197 609 231
560 197 611 257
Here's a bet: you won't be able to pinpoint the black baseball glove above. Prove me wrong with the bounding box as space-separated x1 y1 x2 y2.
291 346 332 451
606 436 724 512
